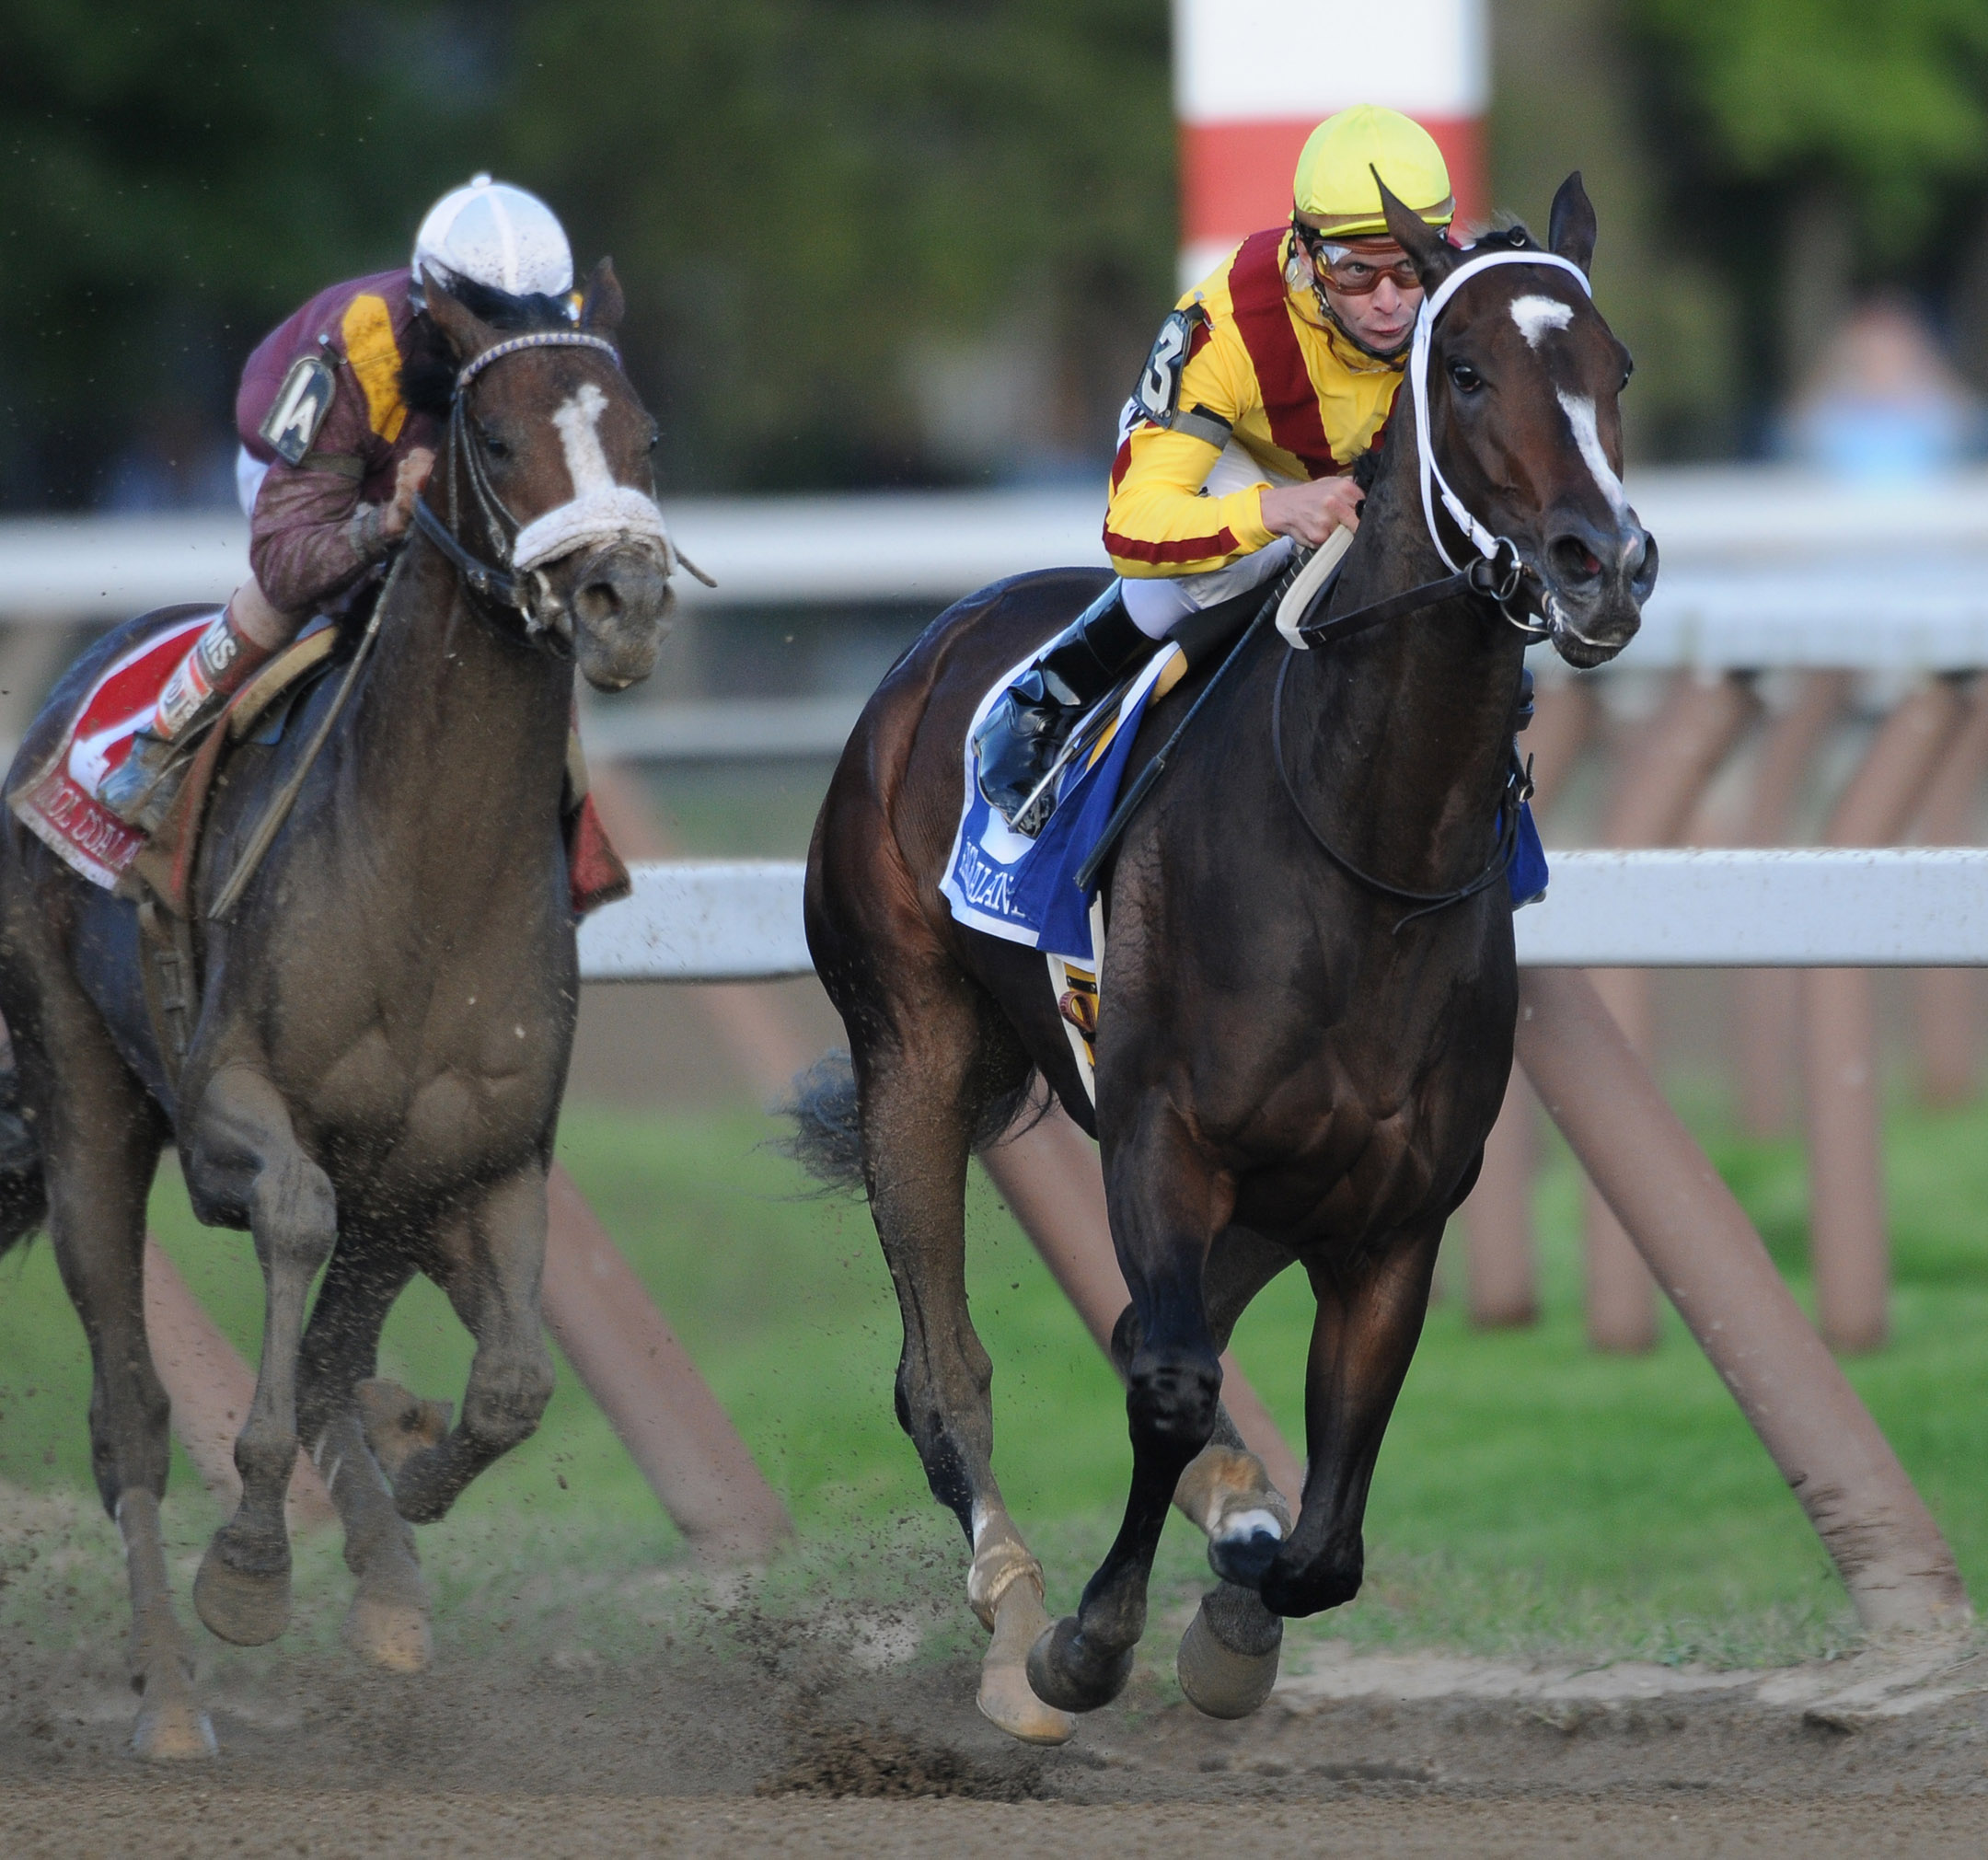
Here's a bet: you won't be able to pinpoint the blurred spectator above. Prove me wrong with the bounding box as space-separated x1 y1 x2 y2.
1783 296 1986 479
98 400 239 513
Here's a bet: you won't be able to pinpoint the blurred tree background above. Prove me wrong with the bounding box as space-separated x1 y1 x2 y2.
0 0 1982 508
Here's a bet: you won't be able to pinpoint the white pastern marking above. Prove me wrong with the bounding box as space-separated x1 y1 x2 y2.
550 381 616 500
1216 1507 1285 1543
1510 295 1575 348
1555 390 1630 523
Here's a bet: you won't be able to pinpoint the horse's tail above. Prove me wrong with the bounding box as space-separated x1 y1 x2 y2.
778 1048 867 1196
0 1066 47 1259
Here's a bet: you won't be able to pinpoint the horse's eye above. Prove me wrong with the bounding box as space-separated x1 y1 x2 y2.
647 426 661 454
477 422 511 461
1449 362 1483 394
1621 355 1635 390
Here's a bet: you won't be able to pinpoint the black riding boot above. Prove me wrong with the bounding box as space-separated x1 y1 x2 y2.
973 583 1150 832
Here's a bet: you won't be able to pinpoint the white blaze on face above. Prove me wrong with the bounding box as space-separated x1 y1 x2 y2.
550 380 617 499
1555 389 1631 524
508 375 673 578
1510 295 1575 348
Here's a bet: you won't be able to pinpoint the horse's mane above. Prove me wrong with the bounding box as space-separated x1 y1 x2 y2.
399 277 577 417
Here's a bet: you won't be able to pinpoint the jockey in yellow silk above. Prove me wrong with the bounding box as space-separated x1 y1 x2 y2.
98 177 575 833
974 105 1457 829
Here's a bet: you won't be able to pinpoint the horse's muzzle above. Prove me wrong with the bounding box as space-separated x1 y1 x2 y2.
1540 513 1659 669
566 540 676 691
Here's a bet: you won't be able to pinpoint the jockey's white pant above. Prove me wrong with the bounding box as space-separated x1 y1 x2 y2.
235 445 270 519
1120 438 1300 640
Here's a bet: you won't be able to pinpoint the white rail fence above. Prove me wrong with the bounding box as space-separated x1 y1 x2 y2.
577 849 1988 983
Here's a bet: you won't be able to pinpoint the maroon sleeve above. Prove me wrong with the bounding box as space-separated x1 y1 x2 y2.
247 381 383 615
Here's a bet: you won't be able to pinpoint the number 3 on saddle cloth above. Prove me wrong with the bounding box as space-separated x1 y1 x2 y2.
940 640 1548 1106
8 611 630 917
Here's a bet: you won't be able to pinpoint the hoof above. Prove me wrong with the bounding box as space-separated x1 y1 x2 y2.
977 1579 1076 1747
132 1691 218 1762
343 1589 433 1673
1208 1508 1285 1589
193 1542 292 1646
1177 1595 1281 1719
356 1379 453 1483
1025 1614 1135 1716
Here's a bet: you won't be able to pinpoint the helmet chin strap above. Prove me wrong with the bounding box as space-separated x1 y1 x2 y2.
1409 248 1592 573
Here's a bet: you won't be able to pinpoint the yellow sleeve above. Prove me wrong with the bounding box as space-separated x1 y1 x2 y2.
1103 322 1276 578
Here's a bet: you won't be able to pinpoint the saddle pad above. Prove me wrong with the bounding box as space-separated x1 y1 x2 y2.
10 610 218 888
942 641 1187 967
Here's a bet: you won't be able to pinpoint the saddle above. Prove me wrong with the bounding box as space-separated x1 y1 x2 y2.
12 607 630 1081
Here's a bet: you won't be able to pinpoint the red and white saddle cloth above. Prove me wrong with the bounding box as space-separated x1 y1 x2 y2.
12 609 217 889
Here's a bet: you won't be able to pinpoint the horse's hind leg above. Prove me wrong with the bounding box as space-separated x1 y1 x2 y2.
381 1167 555 1524
182 1064 339 1646
34 1024 212 1756
295 1237 432 1671
851 1008 1074 1747
1261 1219 1443 1619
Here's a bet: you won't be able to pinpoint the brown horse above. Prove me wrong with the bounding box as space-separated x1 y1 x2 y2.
0 265 676 1758
795 179 1656 1742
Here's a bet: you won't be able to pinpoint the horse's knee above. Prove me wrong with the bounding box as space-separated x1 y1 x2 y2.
1126 1347 1220 1454
248 1157 337 1274
461 1346 553 1457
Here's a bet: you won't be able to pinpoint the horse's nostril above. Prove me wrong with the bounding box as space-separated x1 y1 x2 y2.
1550 537 1603 583
576 579 624 622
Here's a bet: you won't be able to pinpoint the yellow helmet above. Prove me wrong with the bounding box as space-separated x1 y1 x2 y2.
1292 106 1454 238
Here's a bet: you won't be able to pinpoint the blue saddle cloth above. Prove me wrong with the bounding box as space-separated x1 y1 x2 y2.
941 644 1547 967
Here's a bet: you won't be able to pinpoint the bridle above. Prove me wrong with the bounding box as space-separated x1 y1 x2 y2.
409 328 692 649
1275 244 1593 926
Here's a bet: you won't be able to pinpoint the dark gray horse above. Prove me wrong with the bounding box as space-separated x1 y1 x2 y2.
0 265 676 1758
795 179 1657 1743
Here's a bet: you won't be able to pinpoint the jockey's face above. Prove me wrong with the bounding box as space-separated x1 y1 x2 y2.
1309 234 1426 356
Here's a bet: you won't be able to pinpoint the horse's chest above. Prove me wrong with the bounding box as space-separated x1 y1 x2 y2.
297 997 566 1186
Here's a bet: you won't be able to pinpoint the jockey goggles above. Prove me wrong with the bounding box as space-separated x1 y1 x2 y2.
1292 221 1422 296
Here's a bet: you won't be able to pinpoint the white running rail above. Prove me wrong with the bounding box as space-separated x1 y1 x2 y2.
578 849 1988 982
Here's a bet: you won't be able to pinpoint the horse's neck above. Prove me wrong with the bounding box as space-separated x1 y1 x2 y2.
1285 427 1527 884
342 545 571 876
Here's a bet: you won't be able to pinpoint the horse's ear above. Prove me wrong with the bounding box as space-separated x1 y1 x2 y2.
1375 169 1462 294
1548 173 1598 277
421 270 498 363
579 259 625 337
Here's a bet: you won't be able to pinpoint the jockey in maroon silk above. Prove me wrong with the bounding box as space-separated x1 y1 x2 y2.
98 176 576 832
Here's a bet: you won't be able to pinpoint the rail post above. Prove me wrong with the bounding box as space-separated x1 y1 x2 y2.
1804 679 1966 1352
1734 672 1852 1136
1582 670 1757 1352
1910 676 1988 1106
1459 679 1596 1327
1517 967 1971 1635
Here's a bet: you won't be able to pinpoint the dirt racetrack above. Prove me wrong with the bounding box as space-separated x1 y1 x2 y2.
7 1626 1988 1858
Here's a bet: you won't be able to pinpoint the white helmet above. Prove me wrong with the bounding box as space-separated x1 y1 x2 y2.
411 174 573 301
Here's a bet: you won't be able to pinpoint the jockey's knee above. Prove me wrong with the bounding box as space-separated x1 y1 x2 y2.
226 577 304 653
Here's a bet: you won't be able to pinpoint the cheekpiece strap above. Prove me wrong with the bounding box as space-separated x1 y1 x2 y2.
1411 249 1593 573
456 330 621 394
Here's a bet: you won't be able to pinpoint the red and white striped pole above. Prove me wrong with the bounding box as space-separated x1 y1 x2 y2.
1174 0 1488 285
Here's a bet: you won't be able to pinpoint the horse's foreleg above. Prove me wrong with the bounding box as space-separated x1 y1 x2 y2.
1169 1227 1295 1719
183 1065 338 1647
855 1020 1071 1746
294 1239 430 1670
1027 1103 1229 1715
387 1166 554 1524
1260 1219 1442 1619
37 1023 211 1757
